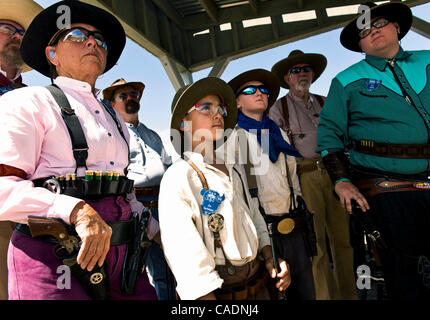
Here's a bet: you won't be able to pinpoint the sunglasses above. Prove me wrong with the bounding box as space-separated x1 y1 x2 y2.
0 23 25 36
50 27 108 51
237 85 269 96
187 102 228 118
116 91 140 101
358 18 390 39
288 66 313 74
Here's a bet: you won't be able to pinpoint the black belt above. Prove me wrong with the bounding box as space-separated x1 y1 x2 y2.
15 219 134 246
264 213 307 235
352 140 430 159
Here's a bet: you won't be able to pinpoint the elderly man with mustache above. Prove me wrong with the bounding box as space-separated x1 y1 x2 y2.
268 50 357 300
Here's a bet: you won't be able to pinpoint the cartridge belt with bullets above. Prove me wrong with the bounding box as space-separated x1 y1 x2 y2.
32 170 134 200
352 140 430 159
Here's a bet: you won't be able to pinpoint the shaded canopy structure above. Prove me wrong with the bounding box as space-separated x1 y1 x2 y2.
82 0 430 90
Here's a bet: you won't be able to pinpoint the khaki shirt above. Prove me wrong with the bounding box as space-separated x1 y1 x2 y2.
269 92 324 159
224 128 302 216
158 151 270 300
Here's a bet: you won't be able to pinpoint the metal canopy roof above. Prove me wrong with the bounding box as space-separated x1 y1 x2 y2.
83 0 430 89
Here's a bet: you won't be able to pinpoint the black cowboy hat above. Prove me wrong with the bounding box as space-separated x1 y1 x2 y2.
20 0 126 77
271 50 327 89
340 2 412 52
228 68 280 108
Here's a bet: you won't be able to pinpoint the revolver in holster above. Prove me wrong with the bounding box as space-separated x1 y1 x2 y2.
27 216 109 300
120 209 152 295
292 196 317 257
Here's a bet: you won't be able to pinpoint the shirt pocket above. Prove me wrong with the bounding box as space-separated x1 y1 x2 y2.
358 91 388 98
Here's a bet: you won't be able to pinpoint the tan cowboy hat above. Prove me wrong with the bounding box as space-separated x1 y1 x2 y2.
0 0 43 73
170 77 237 154
271 50 327 89
228 68 280 109
102 78 145 101
340 2 412 52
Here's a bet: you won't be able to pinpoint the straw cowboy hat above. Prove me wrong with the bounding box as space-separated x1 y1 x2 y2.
20 0 126 77
0 0 43 72
102 78 145 101
170 77 237 154
228 68 280 109
340 1 412 52
271 50 327 89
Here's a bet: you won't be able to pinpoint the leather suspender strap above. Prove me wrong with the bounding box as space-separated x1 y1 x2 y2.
45 85 88 171
0 164 27 179
281 96 294 148
280 94 325 148
187 160 209 190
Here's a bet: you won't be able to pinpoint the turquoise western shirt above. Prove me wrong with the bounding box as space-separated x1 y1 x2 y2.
317 47 430 175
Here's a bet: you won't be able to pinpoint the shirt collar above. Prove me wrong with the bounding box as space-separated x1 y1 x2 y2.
365 46 412 71
0 65 22 81
288 90 314 107
54 76 101 96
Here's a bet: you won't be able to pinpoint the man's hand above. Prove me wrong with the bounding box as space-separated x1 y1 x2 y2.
70 202 112 271
334 180 370 214
265 258 291 291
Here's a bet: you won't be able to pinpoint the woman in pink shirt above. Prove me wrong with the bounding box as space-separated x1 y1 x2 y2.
0 0 156 300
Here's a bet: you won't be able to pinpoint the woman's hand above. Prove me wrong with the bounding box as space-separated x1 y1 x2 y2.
70 202 112 271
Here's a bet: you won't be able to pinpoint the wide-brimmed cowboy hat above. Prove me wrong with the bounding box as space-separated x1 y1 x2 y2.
20 0 126 77
0 0 43 73
228 68 280 109
102 78 145 101
340 2 412 52
271 50 327 89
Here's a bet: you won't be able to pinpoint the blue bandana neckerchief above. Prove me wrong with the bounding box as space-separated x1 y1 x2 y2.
237 112 301 163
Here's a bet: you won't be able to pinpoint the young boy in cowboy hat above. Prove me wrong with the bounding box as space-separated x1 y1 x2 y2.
0 0 43 300
317 1 430 299
158 77 290 300
227 68 316 300
0 0 156 300
270 50 357 300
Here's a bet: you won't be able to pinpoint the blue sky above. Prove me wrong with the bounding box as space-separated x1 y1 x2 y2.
26 1 430 150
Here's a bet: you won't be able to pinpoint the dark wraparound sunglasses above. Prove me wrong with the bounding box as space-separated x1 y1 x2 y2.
236 85 269 97
49 27 108 51
288 66 313 74
116 91 140 101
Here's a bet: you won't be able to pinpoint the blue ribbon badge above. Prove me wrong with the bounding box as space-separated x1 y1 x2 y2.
200 189 225 215
365 79 382 91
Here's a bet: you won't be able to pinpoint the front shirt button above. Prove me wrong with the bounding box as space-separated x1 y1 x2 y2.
110 161 114 165
95 110 100 114
108 132 112 137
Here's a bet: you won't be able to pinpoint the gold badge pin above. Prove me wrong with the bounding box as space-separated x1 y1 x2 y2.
277 218 295 235
208 213 225 233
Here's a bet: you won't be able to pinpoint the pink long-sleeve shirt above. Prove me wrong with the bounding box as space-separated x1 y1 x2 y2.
0 76 143 224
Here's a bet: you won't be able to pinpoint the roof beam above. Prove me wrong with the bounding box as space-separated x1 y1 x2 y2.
197 0 219 22
151 0 184 27
183 0 428 30
249 0 258 14
411 15 430 39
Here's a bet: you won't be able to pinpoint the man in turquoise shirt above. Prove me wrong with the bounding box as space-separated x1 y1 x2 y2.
317 2 430 299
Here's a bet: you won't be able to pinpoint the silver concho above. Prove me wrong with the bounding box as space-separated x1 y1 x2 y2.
208 213 224 233
90 272 104 285
42 178 61 194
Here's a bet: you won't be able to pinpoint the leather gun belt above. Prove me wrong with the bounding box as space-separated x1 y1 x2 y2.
353 140 430 159
353 178 430 199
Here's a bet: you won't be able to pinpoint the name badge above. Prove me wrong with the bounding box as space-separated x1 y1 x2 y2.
365 79 382 91
200 189 225 216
